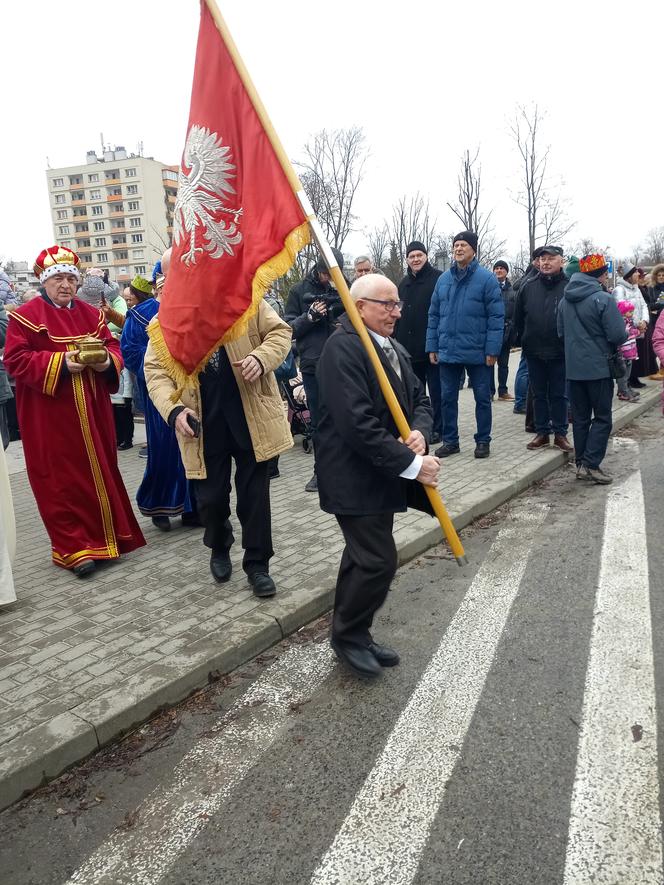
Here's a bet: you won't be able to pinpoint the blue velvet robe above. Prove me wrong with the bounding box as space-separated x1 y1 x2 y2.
120 299 195 518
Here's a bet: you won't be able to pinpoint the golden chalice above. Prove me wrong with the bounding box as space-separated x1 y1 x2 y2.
74 336 109 365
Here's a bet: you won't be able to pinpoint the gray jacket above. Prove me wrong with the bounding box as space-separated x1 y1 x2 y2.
0 305 14 404
557 273 627 380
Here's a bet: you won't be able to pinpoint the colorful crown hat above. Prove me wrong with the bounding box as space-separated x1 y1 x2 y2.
130 275 154 295
579 253 608 275
34 246 81 284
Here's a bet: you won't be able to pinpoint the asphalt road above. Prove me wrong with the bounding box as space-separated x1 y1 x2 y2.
1 409 663 885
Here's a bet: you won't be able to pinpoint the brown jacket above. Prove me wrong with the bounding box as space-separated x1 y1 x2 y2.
144 301 293 478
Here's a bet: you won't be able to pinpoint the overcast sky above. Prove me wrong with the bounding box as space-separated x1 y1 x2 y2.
3 0 662 269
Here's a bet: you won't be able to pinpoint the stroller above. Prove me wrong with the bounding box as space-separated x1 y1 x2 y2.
281 373 314 453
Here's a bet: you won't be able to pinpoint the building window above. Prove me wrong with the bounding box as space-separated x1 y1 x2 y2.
110 204 124 213
129 217 142 228
111 220 124 229
69 175 83 186
108 187 122 197
126 184 138 195
60 240 71 248
79 253 91 263
54 194 66 204
94 237 107 247
93 221 105 232
131 249 144 259
52 177 64 188
97 253 109 263
162 170 178 183
90 189 101 201
118 266 128 275
88 173 99 183
58 225 70 235
91 205 103 216
116 250 128 260
134 265 147 274
112 236 127 245
73 207 87 217
78 238 91 248
105 170 120 180
74 223 89 232
125 168 137 178
56 210 68 220
131 233 143 243
127 200 140 211
71 191 85 201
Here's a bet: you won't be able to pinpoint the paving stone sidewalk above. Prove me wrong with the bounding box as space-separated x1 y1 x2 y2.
1 359 660 808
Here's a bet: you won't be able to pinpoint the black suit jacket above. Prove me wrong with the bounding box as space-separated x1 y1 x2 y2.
315 315 434 516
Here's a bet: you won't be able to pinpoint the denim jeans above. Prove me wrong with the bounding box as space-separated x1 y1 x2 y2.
616 359 633 396
439 362 492 445
514 353 529 411
526 356 568 436
568 378 613 469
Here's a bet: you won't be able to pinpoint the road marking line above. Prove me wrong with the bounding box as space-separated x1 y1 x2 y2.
310 501 550 885
563 467 663 884
66 642 334 885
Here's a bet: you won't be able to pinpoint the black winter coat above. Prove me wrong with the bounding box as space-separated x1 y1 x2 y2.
284 270 344 373
500 279 517 346
395 261 442 363
316 315 433 516
514 271 567 360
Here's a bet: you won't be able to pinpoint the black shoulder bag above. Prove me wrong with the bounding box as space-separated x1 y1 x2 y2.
569 301 626 380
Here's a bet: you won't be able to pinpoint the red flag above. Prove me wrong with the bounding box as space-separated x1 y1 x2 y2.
149 0 310 384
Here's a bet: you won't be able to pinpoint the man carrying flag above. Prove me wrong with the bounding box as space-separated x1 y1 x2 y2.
143 0 305 596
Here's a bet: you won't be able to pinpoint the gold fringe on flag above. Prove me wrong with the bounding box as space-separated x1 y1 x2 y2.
147 220 311 401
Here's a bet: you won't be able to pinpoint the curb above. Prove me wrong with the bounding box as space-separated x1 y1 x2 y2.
1 389 659 811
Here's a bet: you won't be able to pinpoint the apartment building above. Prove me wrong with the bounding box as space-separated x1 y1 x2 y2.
46 146 178 284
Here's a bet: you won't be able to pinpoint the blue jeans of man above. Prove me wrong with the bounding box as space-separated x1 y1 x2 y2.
514 353 529 411
526 356 568 436
411 361 442 437
568 378 613 469
439 362 492 445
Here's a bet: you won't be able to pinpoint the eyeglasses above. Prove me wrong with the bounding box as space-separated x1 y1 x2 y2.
360 298 403 312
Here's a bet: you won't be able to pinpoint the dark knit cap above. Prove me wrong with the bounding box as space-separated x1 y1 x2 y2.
316 247 344 273
493 260 509 272
453 230 478 253
406 241 428 257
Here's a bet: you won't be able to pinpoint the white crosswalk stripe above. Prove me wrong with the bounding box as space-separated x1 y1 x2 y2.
65 643 334 885
309 501 550 885
563 462 663 884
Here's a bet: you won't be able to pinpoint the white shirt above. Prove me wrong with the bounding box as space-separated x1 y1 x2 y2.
367 328 422 480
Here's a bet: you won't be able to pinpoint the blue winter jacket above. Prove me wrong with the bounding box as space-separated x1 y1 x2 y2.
425 259 504 364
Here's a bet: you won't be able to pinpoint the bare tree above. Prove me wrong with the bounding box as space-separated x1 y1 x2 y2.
509 243 531 280
383 242 404 284
295 127 368 252
367 224 390 271
644 226 664 264
386 193 440 271
446 148 506 267
510 104 575 253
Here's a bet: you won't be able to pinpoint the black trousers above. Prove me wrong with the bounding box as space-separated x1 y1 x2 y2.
569 378 613 470
332 513 397 646
411 360 442 437
113 400 134 446
192 446 273 575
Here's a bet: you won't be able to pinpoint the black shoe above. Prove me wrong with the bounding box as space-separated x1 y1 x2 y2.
430 432 442 445
152 515 171 532
181 512 202 527
304 474 318 492
630 379 646 389
248 572 276 597
331 639 382 678
138 446 148 459
73 560 95 578
435 443 460 458
513 407 527 415
474 442 490 458
117 441 133 451
210 551 232 583
368 642 400 667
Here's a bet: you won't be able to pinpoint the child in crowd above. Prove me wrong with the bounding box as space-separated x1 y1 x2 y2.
616 301 639 402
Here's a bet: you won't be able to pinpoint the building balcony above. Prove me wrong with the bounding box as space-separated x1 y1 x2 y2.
107 194 123 202
68 182 84 189
104 177 121 186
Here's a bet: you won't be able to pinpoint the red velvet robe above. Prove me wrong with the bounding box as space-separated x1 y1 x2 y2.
4 296 145 569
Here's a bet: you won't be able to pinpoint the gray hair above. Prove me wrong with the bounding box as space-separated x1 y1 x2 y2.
353 255 372 267
349 273 397 302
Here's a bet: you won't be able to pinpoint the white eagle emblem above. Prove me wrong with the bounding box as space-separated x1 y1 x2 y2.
172 125 243 266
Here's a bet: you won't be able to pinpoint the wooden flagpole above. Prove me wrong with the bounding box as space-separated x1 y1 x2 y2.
203 0 467 564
